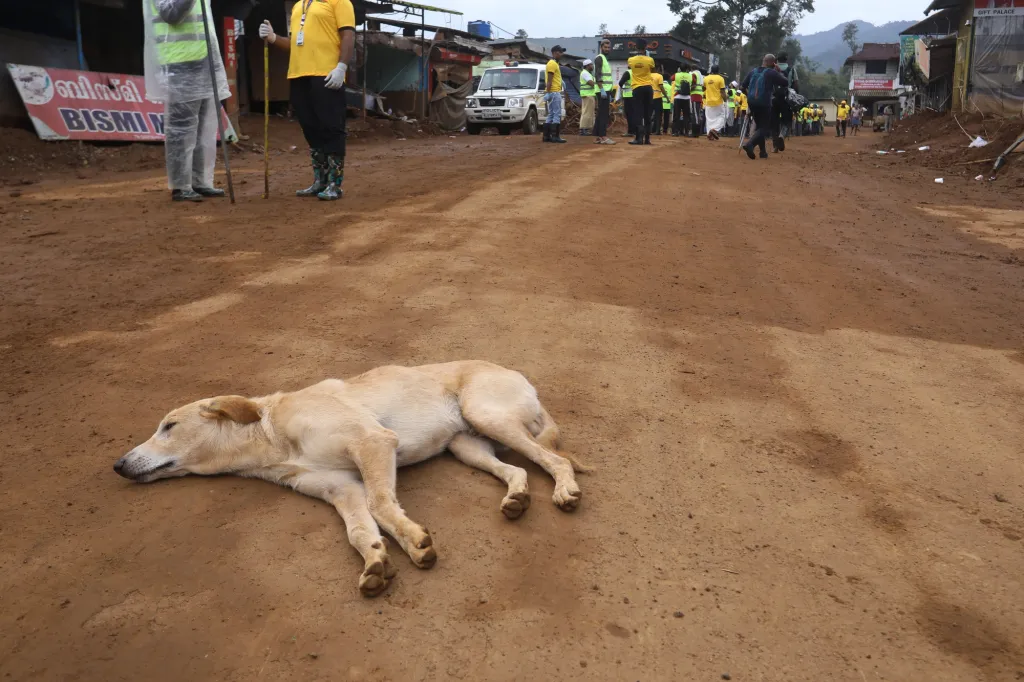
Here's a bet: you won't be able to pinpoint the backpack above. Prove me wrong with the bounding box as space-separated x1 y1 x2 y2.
747 67 772 108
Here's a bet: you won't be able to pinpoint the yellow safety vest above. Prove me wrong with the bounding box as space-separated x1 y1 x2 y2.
150 0 208 65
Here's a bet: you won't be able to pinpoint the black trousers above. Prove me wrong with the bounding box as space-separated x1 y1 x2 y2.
771 101 792 142
633 86 654 141
690 100 704 137
649 98 663 133
837 120 848 137
660 107 671 133
747 104 773 153
594 93 610 137
290 76 347 156
671 99 687 135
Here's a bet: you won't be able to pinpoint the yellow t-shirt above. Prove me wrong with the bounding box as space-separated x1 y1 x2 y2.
703 74 726 106
740 92 748 111
627 55 655 88
545 59 562 92
288 0 356 79
651 72 664 98
837 104 850 120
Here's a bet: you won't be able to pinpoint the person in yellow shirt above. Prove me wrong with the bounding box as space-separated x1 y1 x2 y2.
626 39 656 145
650 68 664 136
737 89 748 137
260 0 356 200
701 64 727 140
543 45 566 143
835 99 850 138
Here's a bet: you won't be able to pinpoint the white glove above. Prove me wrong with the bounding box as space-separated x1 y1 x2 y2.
258 20 276 44
324 62 348 90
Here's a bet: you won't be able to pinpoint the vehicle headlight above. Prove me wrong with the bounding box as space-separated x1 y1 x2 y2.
506 97 524 108
466 98 478 108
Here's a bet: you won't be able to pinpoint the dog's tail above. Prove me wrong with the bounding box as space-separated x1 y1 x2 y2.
537 406 593 474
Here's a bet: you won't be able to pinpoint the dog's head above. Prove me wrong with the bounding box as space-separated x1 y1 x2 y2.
114 396 262 482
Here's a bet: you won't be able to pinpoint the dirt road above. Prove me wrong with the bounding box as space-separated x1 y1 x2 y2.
2 123 1024 682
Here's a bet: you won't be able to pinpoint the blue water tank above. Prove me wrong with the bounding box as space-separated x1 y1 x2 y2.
467 21 492 39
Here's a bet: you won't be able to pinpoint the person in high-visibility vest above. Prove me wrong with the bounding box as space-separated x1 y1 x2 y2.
143 0 231 202
593 39 616 145
689 68 704 137
672 66 692 137
618 66 635 138
260 0 357 199
660 76 673 135
579 59 597 135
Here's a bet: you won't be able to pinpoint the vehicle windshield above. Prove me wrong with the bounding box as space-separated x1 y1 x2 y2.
478 68 538 91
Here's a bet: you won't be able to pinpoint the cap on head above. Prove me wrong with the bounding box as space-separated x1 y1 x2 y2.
551 45 565 55
582 58 593 67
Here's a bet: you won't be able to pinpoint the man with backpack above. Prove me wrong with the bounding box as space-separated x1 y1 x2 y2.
671 65 692 136
770 52 799 152
740 54 793 160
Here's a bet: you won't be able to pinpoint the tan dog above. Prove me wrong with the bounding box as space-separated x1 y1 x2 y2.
114 361 586 596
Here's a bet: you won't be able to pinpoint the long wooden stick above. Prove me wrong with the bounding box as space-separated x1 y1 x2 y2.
198 0 234 203
263 42 270 199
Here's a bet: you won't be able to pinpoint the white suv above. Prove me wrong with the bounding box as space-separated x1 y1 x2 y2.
466 63 559 135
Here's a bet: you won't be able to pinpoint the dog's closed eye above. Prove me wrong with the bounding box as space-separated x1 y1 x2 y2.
161 421 177 433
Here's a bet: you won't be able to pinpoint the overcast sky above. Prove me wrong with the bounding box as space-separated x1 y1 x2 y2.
418 0 921 39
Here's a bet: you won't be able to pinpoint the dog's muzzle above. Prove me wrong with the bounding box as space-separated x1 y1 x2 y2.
114 449 175 481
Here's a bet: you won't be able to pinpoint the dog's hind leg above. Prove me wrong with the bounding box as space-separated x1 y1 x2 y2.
289 469 397 597
461 409 581 512
351 432 437 570
448 433 531 519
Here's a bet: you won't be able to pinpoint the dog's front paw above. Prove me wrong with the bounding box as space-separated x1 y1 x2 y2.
501 490 531 519
409 543 437 569
552 481 582 512
359 554 397 597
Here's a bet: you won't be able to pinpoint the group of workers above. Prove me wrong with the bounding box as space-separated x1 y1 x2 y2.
148 0 857 202
146 0 356 202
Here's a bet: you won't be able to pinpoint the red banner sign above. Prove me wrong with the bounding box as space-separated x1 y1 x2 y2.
852 78 895 90
6 64 234 142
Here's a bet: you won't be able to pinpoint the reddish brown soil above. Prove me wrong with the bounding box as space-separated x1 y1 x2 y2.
2 119 1024 682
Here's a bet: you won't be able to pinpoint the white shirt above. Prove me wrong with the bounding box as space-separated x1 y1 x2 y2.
580 70 595 86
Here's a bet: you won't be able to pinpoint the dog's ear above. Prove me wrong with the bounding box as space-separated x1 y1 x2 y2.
200 396 262 424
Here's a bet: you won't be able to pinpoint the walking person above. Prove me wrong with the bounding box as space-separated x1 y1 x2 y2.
627 40 655 145
671 65 692 136
702 64 727 140
618 66 635 138
740 54 792 160
770 51 798 152
578 59 597 136
725 81 738 136
836 99 850 137
883 104 894 133
593 39 616 145
850 103 862 135
144 0 231 202
689 67 704 137
259 0 356 200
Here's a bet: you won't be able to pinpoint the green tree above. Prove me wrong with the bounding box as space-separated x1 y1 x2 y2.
634 24 648 33
598 22 609 35
841 21 860 55
668 0 814 77
514 28 528 39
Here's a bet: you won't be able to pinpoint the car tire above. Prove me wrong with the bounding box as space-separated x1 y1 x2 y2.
522 108 539 135
467 123 482 135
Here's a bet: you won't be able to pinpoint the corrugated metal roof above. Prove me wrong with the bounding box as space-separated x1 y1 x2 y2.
901 6 961 36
